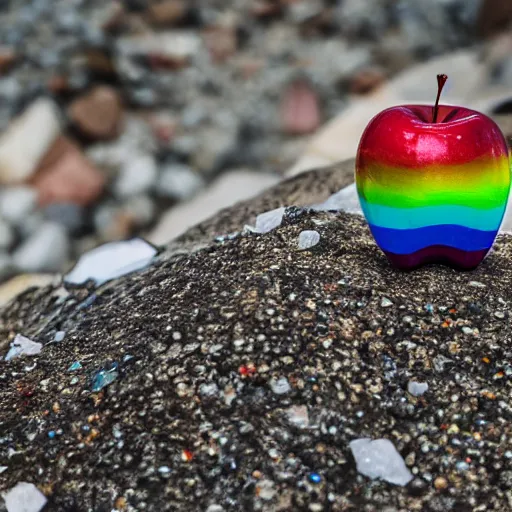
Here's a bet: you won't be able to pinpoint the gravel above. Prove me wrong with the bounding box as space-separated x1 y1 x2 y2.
2 206 512 510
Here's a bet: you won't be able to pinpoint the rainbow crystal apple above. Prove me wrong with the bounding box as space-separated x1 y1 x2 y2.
355 74 511 270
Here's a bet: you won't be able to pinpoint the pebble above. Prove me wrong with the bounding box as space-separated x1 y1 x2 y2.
0 186 37 225
269 377 291 394
206 506 224 512
191 125 238 174
4 334 42 361
256 479 276 500
158 466 172 477
2 481 47 512
114 153 158 198
200 383 219 397
12 222 69 273
157 163 204 201
33 137 107 207
433 355 452 373
0 217 13 249
68 85 123 140
297 230 320 250
42 203 86 232
91 368 119 392
381 297 393 308
54 331 66 342
349 438 413 486
0 97 61 185
65 238 157 286
286 405 309 428
407 380 428 397
253 207 286 234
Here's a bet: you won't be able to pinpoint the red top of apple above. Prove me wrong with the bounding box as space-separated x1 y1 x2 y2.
357 104 509 168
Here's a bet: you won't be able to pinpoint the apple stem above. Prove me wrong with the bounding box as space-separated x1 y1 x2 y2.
432 74 448 123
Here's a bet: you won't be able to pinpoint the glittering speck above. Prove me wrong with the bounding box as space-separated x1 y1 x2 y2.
158 466 172 478
182 449 193 462
308 473 322 484
91 369 119 392
54 331 66 342
68 361 82 372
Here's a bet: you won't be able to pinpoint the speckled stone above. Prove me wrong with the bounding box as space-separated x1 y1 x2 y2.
2 173 512 510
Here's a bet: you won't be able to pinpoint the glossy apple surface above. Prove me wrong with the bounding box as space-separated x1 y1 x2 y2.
356 104 511 270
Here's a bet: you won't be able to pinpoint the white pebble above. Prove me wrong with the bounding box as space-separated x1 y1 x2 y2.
310 183 363 215
54 331 66 342
114 153 157 198
65 238 156 286
407 380 428 397
0 186 37 225
297 230 320 250
5 334 42 361
13 222 69 273
253 207 286 234
349 438 413 486
2 481 47 512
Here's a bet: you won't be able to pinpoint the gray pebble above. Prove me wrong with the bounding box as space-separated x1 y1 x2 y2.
13 222 69 273
43 203 86 232
157 164 204 201
298 230 320 250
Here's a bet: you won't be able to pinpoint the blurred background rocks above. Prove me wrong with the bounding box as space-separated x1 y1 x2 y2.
0 0 510 279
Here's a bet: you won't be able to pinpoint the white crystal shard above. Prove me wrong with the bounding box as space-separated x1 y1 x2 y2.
311 183 363 215
64 238 157 286
297 230 320 250
2 482 48 512
407 380 429 397
349 438 413 486
5 335 42 361
254 207 286 234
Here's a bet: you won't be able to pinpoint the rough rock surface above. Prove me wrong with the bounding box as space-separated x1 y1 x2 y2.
167 159 355 253
2 161 512 511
